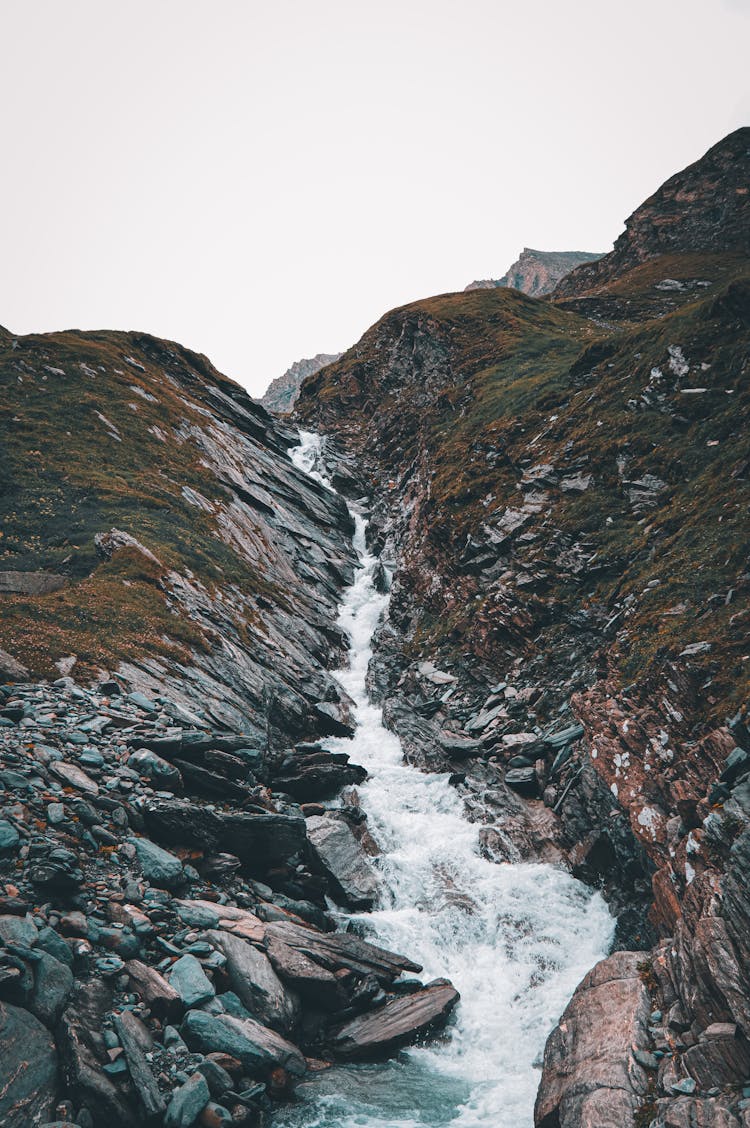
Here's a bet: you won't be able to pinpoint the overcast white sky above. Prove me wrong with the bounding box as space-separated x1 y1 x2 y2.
1 1 748 396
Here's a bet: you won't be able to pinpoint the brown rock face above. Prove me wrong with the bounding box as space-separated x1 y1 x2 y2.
466 247 602 296
553 127 750 299
535 952 650 1128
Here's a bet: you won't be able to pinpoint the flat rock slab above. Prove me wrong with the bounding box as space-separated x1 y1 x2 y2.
333 979 459 1060
0 1001 59 1127
264 920 421 983
306 813 380 909
144 800 306 871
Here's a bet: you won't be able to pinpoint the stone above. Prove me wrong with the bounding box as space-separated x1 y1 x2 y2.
169 953 216 1009
305 813 380 909
49 761 99 795
164 1072 210 1128
112 1010 166 1123
264 933 345 1010
505 765 539 797
0 1001 59 1127
332 979 460 1060
124 961 181 1024
181 1010 306 1080
29 951 74 1027
207 930 297 1033
0 818 19 850
535 952 651 1128
128 836 184 889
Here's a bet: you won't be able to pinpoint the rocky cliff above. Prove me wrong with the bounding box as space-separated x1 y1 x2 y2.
259 353 342 414
465 248 603 296
295 129 750 1127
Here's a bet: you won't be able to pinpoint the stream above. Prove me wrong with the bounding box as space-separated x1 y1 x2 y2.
280 431 614 1128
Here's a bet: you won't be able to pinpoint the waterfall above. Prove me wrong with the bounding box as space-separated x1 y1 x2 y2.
281 431 614 1128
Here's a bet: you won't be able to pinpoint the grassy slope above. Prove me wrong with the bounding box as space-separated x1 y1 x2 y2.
298 260 750 721
0 329 278 678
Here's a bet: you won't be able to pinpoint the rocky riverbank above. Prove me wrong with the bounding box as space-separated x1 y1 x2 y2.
294 130 750 1126
0 675 459 1127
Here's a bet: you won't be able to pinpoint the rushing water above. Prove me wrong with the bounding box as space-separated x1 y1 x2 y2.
282 432 614 1128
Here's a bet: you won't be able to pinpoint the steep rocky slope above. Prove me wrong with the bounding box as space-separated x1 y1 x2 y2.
466 247 602 296
259 353 342 414
295 129 750 1127
0 333 456 1126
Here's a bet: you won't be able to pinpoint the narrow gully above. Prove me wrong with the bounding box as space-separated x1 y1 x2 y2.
279 430 614 1128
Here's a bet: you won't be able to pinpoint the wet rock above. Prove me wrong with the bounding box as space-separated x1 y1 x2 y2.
164 1072 210 1128
505 765 540 797
306 813 380 909
264 933 346 1010
0 1001 58 1126
332 979 460 1060
181 1009 307 1080
313 701 355 738
208 930 297 1033
128 836 184 889
29 951 74 1027
169 953 216 1009
535 952 650 1128
143 800 306 871
125 959 182 1021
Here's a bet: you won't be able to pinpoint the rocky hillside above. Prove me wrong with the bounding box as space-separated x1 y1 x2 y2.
465 248 602 296
295 128 750 1127
0 332 457 1126
259 353 342 414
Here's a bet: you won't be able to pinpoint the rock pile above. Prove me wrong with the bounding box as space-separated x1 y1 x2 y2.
0 676 458 1128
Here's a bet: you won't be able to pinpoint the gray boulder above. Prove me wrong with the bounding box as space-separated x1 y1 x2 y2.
306 813 380 909
0 1001 58 1127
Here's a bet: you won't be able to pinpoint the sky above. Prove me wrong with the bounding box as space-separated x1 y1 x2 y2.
1 1 748 397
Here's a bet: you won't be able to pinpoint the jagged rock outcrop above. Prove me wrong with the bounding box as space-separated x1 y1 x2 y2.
553 127 750 307
0 329 357 745
259 352 342 413
466 247 602 296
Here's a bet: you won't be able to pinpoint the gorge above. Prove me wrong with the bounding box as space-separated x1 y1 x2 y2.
0 127 748 1128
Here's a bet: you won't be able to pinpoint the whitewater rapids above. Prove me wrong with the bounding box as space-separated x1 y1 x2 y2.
279 431 614 1128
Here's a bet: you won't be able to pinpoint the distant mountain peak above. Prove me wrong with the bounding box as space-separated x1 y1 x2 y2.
465 247 603 297
260 352 343 413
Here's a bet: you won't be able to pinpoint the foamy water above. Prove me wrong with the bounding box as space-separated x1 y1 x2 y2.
280 432 614 1127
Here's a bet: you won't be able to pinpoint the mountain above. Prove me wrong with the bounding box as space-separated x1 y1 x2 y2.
465 247 603 296
259 351 342 413
1 128 749 1128
295 128 750 1128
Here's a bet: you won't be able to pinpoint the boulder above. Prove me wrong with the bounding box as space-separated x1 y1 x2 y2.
29 951 74 1027
535 951 651 1128
168 953 215 1009
125 959 182 1022
207 930 298 1033
306 813 380 909
128 837 184 889
164 1072 210 1128
0 1001 58 1127
143 800 306 871
332 979 460 1060
181 1010 306 1080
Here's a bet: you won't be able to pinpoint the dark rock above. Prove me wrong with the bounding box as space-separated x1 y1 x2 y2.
181 1010 306 1080
164 1072 210 1128
504 765 539 797
29 951 74 1027
332 979 460 1060
208 930 298 1034
168 953 216 1009
0 1001 58 1126
305 813 380 909
125 959 182 1022
128 837 184 889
